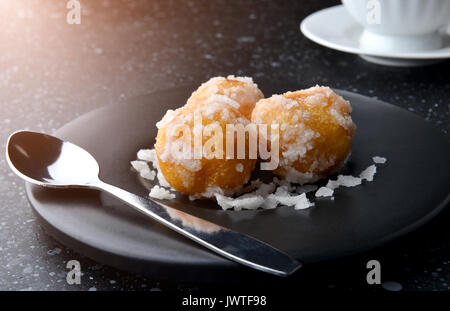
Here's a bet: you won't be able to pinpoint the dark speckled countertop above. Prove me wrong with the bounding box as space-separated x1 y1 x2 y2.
0 0 449 291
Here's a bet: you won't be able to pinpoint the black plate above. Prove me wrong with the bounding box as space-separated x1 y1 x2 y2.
26 82 450 282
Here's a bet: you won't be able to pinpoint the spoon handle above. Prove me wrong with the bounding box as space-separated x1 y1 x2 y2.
92 179 301 277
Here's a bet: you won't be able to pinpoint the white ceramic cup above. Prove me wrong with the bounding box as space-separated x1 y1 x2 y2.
341 0 450 52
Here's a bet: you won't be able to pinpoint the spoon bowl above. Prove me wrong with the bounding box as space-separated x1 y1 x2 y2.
6 130 301 277
7 131 99 188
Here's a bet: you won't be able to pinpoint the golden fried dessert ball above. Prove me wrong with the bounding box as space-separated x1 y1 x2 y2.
186 75 264 120
251 86 356 184
155 98 257 198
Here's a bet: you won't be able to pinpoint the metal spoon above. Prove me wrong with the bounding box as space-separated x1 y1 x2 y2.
6 130 301 277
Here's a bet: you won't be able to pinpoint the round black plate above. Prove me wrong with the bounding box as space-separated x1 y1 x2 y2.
26 82 450 282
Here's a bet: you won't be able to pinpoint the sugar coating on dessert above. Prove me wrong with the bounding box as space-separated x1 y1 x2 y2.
155 109 176 130
187 75 264 119
155 98 256 197
280 124 320 163
205 94 240 109
157 102 244 173
199 75 262 101
284 85 355 133
251 85 355 184
149 185 175 200
373 156 387 164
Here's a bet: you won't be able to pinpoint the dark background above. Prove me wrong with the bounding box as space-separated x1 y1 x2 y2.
0 0 449 291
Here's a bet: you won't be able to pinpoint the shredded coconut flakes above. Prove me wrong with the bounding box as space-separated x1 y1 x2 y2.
132 150 387 211
315 186 334 198
360 164 377 182
373 156 387 164
149 185 175 200
131 160 148 172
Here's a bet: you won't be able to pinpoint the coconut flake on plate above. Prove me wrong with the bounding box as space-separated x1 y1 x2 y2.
133 140 385 210
149 185 175 200
325 179 340 190
315 186 334 198
131 160 156 181
133 148 172 187
214 180 278 211
373 156 387 164
325 174 362 190
215 193 265 211
137 149 157 162
292 193 315 210
360 164 377 182
336 175 362 187
267 186 314 210
139 167 156 180
130 160 148 172
213 180 317 211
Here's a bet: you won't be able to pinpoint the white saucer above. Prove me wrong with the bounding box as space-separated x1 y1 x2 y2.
300 5 450 67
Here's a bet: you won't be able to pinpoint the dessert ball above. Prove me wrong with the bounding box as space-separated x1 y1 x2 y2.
186 75 264 120
155 99 257 198
251 86 355 184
